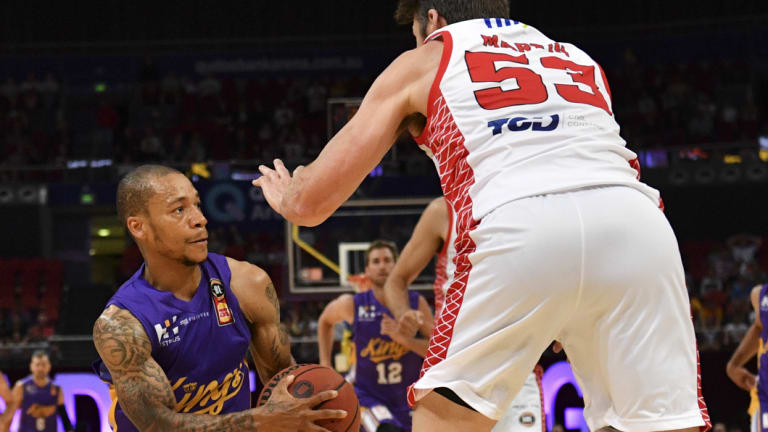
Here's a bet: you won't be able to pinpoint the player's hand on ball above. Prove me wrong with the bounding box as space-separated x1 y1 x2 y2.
726 364 757 391
256 375 347 432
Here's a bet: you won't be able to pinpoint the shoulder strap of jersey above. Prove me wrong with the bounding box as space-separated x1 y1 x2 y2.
408 290 420 309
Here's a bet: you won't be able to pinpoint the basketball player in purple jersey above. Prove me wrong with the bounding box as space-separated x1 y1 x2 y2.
318 241 433 432
727 284 768 431
5 351 74 432
92 165 346 432
0 371 12 432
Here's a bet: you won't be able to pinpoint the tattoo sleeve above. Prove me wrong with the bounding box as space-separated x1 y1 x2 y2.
93 306 258 432
250 282 293 383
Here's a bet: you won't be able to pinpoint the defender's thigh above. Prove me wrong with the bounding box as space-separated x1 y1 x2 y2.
413 194 583 420
562 187 706 431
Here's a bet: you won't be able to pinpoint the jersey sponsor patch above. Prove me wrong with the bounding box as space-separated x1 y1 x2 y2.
154 315 181 346
357 304 377 321
210 278 234 326
487 114 560 135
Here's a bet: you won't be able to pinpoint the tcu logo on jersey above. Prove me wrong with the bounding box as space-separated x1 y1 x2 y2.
761 295 768 311
487 114 560 136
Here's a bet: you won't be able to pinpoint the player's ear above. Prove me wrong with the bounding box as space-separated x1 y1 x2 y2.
126 215 147 240
426 9 448 33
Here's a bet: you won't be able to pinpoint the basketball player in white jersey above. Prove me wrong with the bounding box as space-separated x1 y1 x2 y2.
253 1 710 431
385 196 545 432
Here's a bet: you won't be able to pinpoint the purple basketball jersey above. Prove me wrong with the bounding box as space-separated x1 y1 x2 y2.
758 285 768 402
18 376 58 432
95 253 252 431
353 290 423 431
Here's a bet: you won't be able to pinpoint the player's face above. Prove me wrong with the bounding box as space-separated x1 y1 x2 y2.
365 247 395 288
29 356 50 379
140 173 209 265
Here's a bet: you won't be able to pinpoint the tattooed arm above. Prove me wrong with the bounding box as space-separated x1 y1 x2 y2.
93 306 344 432
228 258 294 384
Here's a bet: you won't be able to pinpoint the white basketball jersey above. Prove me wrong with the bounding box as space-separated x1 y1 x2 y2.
414 19 661 225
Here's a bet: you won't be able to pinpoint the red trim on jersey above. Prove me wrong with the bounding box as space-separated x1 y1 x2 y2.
596 62 612 103
629 157 665 210
696 347 712 431
534 365 545 432
408 86 479 408
413 31 453 146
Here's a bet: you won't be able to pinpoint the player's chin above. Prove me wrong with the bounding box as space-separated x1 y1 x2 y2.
184 246 208 264
371 276 388 287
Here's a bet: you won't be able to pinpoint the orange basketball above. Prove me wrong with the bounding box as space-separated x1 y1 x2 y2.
257 364 361 432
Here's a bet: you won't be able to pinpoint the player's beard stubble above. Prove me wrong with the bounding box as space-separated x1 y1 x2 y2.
147 222 206 267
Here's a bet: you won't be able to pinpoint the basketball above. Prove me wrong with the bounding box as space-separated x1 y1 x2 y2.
257 364 361 432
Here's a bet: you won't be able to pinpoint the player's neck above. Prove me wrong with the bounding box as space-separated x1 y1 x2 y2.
32 375 49 386
143 257 202 302
371 285 387 305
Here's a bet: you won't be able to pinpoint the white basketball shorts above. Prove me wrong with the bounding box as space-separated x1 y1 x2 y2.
410 186 709 432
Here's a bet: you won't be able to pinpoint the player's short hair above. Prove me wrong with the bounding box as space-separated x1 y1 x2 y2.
394 0 509 26
31 350 49 360
116 164 182 227
365 240 399 265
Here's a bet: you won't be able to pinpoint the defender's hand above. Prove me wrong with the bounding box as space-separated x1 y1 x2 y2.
252 159 300 217
257 375 347 432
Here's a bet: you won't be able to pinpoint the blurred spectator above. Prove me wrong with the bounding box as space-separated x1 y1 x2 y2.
5 308 29 343
0 49 762 173
139 127 165 161
728 234 761 264
138 56 159 83
27 311 55 342
161 71 181 105
38 73 60 109
0 77 19 105
199 73 222 97
273 101 295 127
94 98 120 156
20 72 41 95
306 80 327 114
185 132 207 162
